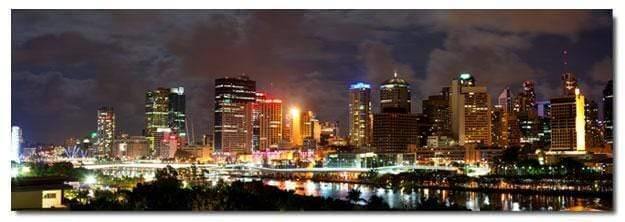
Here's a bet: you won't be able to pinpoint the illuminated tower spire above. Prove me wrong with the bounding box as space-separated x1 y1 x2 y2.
561 49 577 96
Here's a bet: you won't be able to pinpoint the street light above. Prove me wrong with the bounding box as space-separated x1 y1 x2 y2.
84 175 97 185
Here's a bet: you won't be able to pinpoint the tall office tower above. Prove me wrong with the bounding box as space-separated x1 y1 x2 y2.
11 126 22 162
603 80 613 144
536 101 552 148
498 87 513 113
96 107 116 157
516 81 537 113
289 108 303 146
145 88 170 155
168 87 187 145
348 82 373 148
422 88 451 136
252 93 264 151
550 88 585 152
449 73 492 146
513 80 540 144
372 72 420 153
301 111 314 139
254 93 283 151
491 105 506 147
214 75 256 154
300 112 321 150
319 121 340 146
380 71 411 113
282 114 292 144
495 87 520 147
584 99 604 148
372 113 420 153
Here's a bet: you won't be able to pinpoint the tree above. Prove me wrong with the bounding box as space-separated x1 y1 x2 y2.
366 195 389 210
347 188 362 204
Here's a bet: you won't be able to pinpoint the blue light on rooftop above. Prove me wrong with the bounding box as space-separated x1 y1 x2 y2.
459 73 472 80
350 82 371 89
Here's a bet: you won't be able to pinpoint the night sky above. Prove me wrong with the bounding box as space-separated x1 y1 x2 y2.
11 10 613 144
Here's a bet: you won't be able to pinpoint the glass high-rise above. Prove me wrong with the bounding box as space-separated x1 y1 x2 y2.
214 75 256 154
348 82 372 148
449 73 492 146
603 80 613 144
96 107 115 157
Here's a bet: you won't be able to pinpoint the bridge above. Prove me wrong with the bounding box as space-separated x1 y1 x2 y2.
81 162 462 177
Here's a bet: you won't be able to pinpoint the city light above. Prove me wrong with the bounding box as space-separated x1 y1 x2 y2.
84 175 97 185
9 10 614 212
289 107 300 117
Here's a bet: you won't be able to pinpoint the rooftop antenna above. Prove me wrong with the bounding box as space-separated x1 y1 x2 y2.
562 49 569 74
393 69 398 78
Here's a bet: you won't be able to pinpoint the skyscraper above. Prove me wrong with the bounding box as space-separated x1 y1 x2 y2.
11 126 22 162
498 87 513 113
348 82 373 148
603 80 613 144
96 107 115 157
168 87 187 145
145 88 170 155
289 108 303 146
380 71 411 113
319 121 340 146
585 99 604 148
422 88 450 137
254 93 283 151
449 73 492 146
372 72 420 153
372 113 420 153
550 88 585 152
214 75 256 154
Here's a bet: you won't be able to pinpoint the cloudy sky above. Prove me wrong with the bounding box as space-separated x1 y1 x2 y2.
12 10 613 144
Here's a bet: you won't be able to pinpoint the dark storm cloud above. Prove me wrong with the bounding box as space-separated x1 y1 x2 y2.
11 10 613 143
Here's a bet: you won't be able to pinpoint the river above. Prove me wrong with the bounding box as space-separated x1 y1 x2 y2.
252 178 611 211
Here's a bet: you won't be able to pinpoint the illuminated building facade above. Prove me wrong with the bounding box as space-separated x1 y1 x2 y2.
449 73 492 146
113 134 149 159
603 80 613 144
145 88 170 155
290 108 302 146
491 105 505 147
422 88 451 137
585 99 604 148
319 121 340 146
254 93 283 151
372 72 420 153
11 126 22 162
372 113 420 153
96 107 115 157
168 87 187 145
494 88 520 148
380 72 411 113
550 88 585 151
498 87 513 113
536 101 552 147
514 81 539 144
348 82 372 148
214 75 256 154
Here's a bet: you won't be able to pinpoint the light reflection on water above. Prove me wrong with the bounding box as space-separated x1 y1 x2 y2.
255 178 610 211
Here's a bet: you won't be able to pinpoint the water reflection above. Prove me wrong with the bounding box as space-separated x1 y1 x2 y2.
256 178 610 211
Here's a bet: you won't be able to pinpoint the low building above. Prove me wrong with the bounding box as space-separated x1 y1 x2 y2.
114 135 149 160
11 177 70 210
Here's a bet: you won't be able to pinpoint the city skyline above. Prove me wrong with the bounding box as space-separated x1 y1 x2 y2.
12 10 613 144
